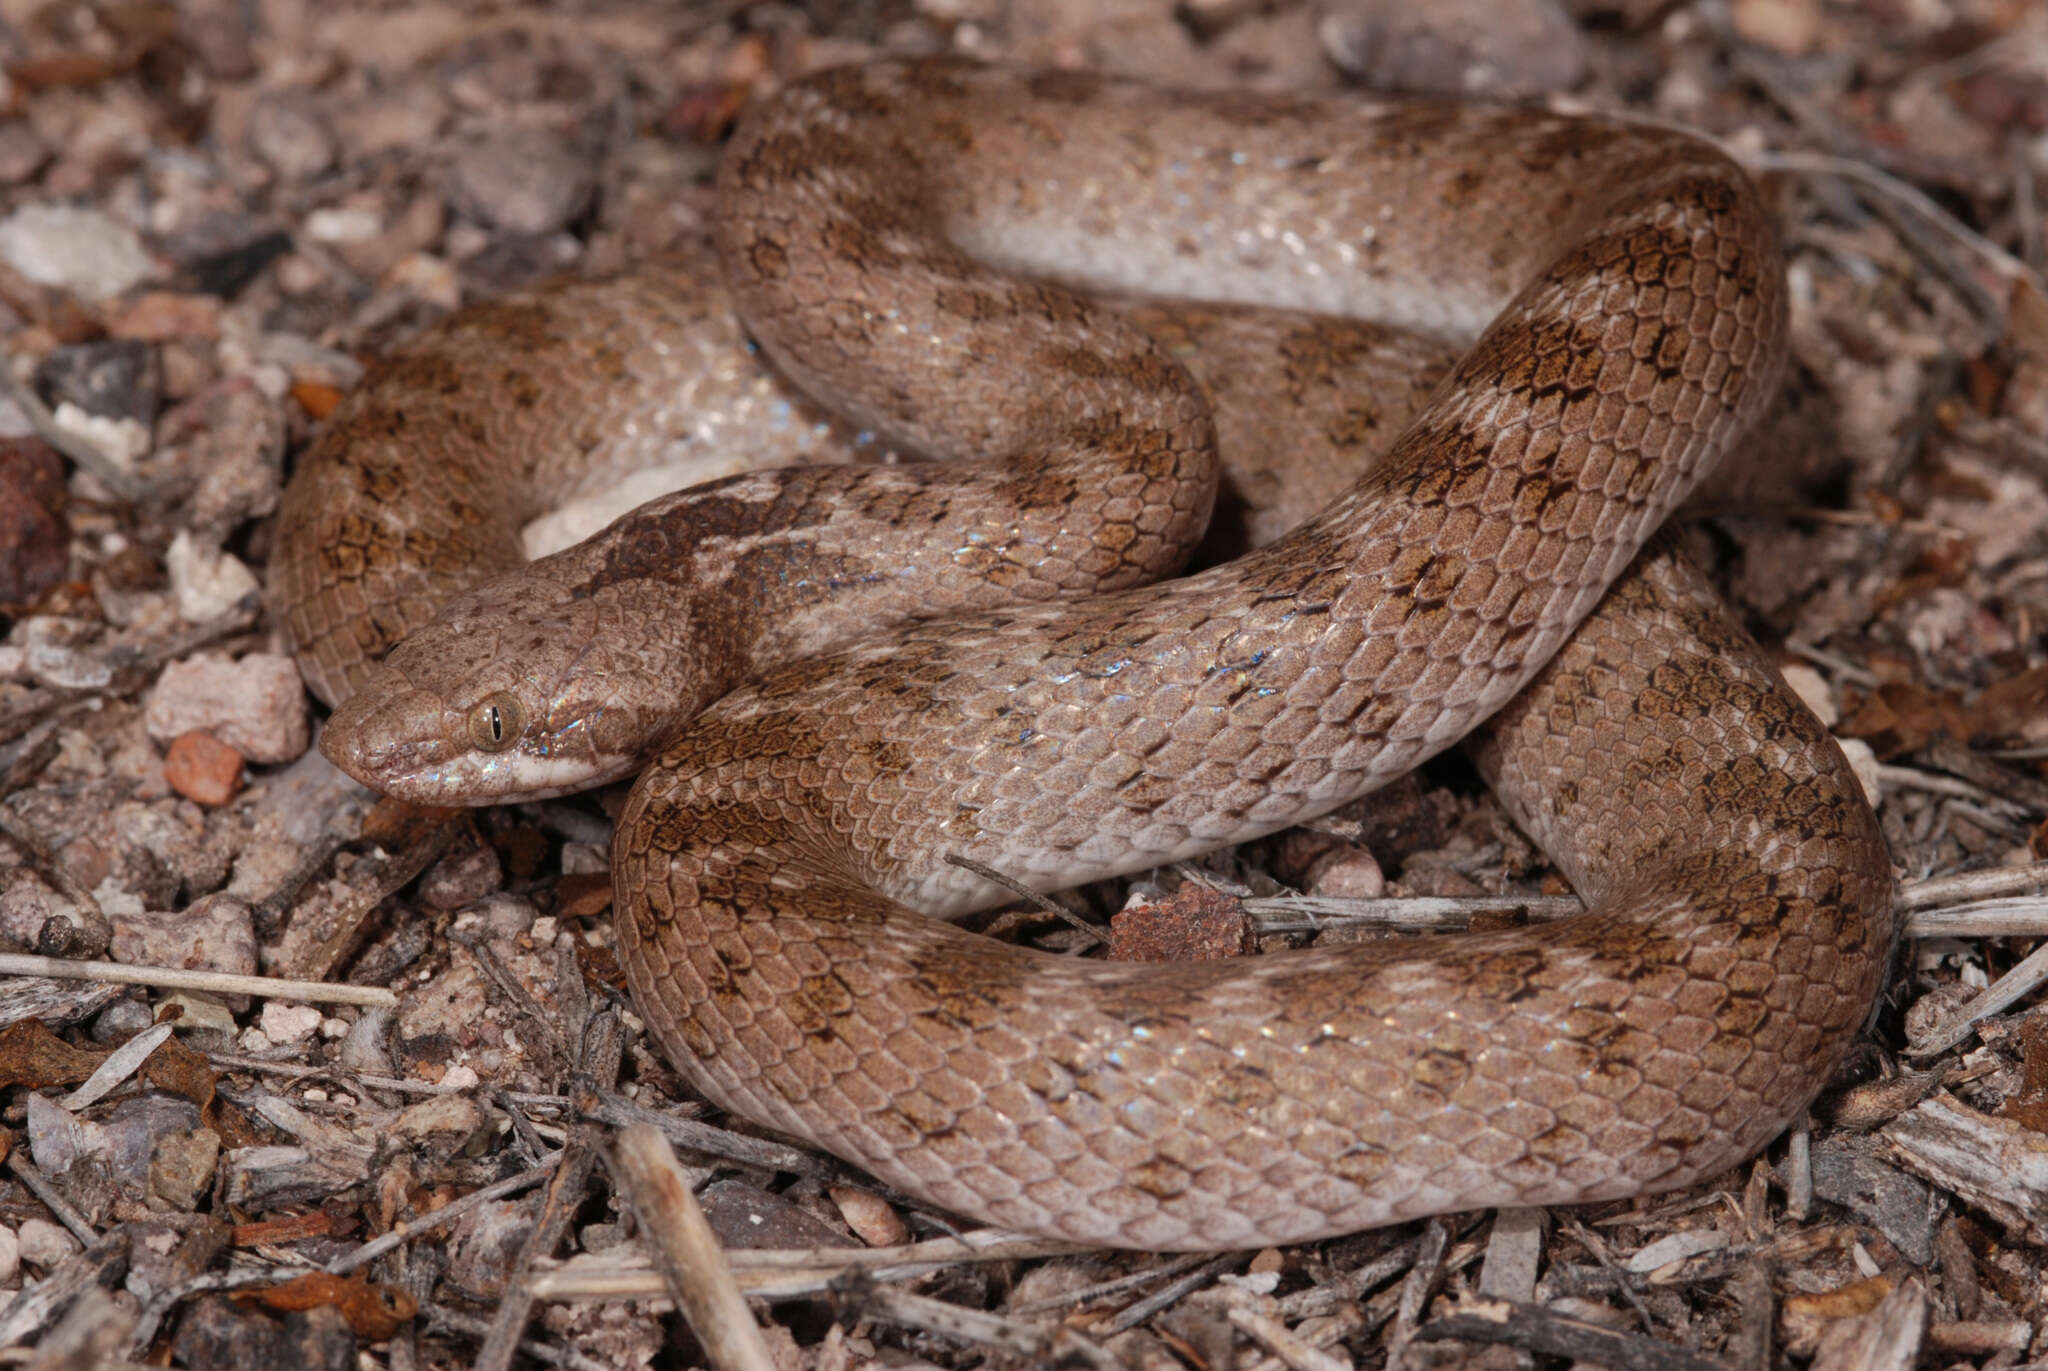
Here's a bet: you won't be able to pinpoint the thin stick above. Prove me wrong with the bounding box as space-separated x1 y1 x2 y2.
1899 861 2048 911
850 1283 1117 1367
1102 1250 1245 1335
422 1306 619 1371
1906 939 2048 1059
529 1230 1086 1302
326 1157 560 1275
1910 897 2048 940
1416 1296 1728 1371
1751 150 2038 295
945 852 1109 946
4 1153 99 1247
0 953 397 1007
474 1012 620 1371
611 1125 779 1371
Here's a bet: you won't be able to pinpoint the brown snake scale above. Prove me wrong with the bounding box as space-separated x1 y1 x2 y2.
275 60 1897 1248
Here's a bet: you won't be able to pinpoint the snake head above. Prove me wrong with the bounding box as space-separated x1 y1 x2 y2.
319 572 689 805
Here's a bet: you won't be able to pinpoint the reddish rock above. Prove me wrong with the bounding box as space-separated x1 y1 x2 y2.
1109 883 1256 962
163 731 245 806
0 436 68 606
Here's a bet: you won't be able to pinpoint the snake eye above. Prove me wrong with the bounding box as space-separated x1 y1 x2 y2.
466 693 523 753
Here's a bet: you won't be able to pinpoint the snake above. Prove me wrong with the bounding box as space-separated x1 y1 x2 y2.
272 60 1897 1250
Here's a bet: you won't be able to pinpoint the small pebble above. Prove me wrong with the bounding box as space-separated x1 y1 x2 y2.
0 876 58 948
51 405 150 471
1837 737 1884 810
89 996 155 1043
147 652 308 764
36 340 160 425
445 1199 535 1300
302 204 383 244
560 841 610 875
111 894 258 977
158 992 237 1035
164 532 261 622
259 1001 322 1046
392 1093 486 1162
418 843 505 911
830 1186 910 1247
1321 0 1586 98
338 1009 393 1075
0 205 155 299
449 124 595 235
1310 849 1387 900
163 730 244 806
17 1218 79 1270
698 1179 857 1251
175 0 256 78
0 122 48 183
579 1221 626 1253
147 1127 221 1212
1731 0 1822 55
25 1093 96 1178
108 292 223 344
18 617 111 691
0 437 69 605
249 89 337 179
0 1225 18 1287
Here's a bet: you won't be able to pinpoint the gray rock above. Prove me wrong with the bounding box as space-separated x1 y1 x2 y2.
36 340 160 426
0 206 154 300
145 653 308 765
448 124 595 235
108 893 258 979
1321 0 1587 99
249 90 337 180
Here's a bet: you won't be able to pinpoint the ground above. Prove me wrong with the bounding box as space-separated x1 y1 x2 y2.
1 0 2047 1368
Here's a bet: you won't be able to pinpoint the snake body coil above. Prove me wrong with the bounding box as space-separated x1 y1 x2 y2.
279 61 1896 1249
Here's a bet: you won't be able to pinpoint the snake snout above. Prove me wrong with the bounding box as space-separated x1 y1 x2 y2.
319 668 461 799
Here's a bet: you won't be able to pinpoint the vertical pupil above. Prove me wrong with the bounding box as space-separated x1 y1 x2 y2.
488 706 502 741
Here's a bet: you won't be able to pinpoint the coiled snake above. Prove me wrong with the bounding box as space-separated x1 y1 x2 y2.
274 60 1896 1249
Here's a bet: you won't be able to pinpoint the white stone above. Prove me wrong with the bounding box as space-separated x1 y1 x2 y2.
16 1218 79 1269
1778 663 1838 727
159 992 238 1034
0 205 154 298
302 205 383 243
259 1002 323 1045
146 651 308 763
89 879 144 920
51 403 149 470
165 532 262 623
